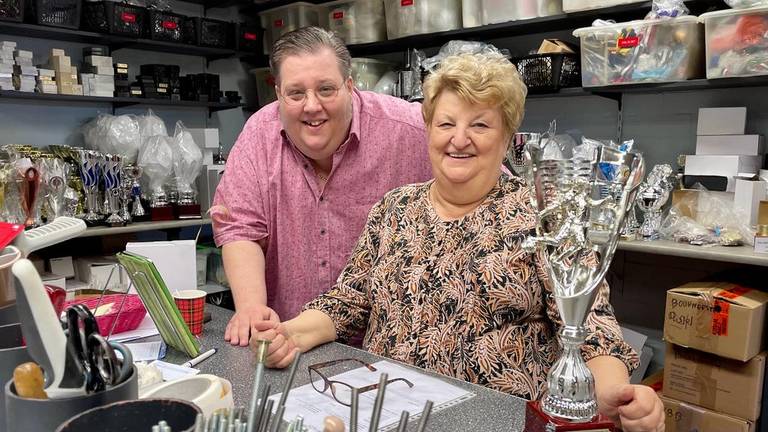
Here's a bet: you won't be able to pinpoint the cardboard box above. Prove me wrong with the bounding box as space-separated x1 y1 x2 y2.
188 128 220 149
663 343 766 421
671 189 734 220
197 165 225 213
48 256 75 279
660 395 754 432
735 179 767 226
697 107 747 136
74 256 127 291
664 282 768 361
684 155 762 189
696 135 765 156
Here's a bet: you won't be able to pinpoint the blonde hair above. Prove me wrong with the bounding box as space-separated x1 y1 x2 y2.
422 52 527 138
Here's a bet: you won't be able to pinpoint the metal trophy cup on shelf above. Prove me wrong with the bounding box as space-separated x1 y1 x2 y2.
77 149 103 226
636 164 675 241
103 154 125 227
522 142 644 432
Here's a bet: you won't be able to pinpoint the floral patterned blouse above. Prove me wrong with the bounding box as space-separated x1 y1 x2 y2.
304 175 638 399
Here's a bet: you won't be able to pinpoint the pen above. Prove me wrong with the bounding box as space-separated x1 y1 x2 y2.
182 348 218 368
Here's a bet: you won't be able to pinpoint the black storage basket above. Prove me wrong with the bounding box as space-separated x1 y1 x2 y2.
147 10 184 42
181 15 195 45
512 53 581 93
0 0 24 22
27 0 80 28
235 23 262 53
195 18 231 48
82 1 146 37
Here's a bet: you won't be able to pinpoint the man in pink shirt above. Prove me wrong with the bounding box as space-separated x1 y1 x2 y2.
212 27 432 346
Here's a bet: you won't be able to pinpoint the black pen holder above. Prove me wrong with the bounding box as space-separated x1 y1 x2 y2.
56 398 201 432
4 364 138 432
0 322 31 432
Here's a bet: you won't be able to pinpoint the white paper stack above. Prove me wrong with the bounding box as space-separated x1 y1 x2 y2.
37 68 57 94
82 54 114 97
0 41 16 91
13 49 36 92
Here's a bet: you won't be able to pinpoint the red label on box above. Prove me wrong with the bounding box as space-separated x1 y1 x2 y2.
243 32 257 41
712 299 730 336
274 19 284 28
617 36 639 48
333 11 344 19
120 12 136 23
719 285 751 299
162 20 178 30
401 0 413 6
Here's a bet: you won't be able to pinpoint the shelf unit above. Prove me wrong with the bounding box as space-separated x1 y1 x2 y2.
618 240 768 267
79 218 212 238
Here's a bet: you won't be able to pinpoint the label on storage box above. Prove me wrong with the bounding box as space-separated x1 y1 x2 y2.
617 35 639 48
274 19 284 28
121 12 136 23
162 20 177 30
332 11 344 19
401 0 413 6
243 32 257 41
712 299 730 336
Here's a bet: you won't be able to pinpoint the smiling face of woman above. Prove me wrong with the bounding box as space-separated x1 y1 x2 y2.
427 90 509 194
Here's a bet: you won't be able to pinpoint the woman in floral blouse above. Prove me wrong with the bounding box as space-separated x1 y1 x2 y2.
252 52 664 431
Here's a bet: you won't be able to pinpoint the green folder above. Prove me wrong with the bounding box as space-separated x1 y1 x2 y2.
117 251 201 358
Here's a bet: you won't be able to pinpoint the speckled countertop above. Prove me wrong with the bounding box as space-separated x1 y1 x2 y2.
163 305 527 431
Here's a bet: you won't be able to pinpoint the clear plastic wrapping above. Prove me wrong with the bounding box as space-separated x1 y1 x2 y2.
700 6 768 79
725 0 768 8
82 114 141 164
137 135 173 202
171 121 202 204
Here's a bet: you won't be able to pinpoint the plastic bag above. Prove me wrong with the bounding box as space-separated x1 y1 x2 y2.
139 109 167 145
645 0 689 19
138 135 173 198
422 41 505 73
171 121 202 202
82 114 141 164
724 0 768 8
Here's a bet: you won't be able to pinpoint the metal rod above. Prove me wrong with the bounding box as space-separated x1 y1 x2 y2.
349 387 359 432
414 401 433 432
254 384 272 431
269 406 286 432
247 340 271 432
258 398 274 432
106 280 131 340
277 352 302 409
368 373 388 432
395 411 409 432
193 413 204 432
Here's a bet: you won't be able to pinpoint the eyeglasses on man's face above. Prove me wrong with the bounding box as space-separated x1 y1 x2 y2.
279 82 344 106
308 358 415 406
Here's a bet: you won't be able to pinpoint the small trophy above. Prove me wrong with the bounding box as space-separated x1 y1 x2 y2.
125 165 146 219
77 149 103 225
172 135 203 220
523 140 644 431
19 166 41 228
103 154 125 227
507 132 541 178
636 164 675 241
42 157 69 221
140 136 174 221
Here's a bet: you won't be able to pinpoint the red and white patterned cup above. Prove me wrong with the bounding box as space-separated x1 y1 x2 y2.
173 289 207 335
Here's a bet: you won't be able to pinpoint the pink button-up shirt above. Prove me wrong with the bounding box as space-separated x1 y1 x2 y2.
212 89 433 319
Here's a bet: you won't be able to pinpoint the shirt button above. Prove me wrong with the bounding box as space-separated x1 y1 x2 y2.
320 229 326 235
320 260 327 267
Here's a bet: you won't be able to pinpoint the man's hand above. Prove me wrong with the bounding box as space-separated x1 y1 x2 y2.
250 320 298 368
600 384 664 432
224 303 280 346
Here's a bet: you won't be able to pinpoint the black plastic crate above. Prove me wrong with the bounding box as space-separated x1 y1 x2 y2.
82 1 146 37
511 53 581 94
27 0 80 28
194 17 231 48
0 0 24 22
181 15 195 45
147 10 184 43
235 23 262 53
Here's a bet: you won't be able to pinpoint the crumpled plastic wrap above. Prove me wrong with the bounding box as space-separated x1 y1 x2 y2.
171 121 202 199
138 135 173 197
705 7 768 78
422 41 507 73
82 114 141 164
725 0 768 8
659 188 755 246
645 0 689 19
138 109 168 145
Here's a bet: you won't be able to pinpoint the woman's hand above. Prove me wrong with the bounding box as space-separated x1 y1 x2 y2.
600 384 665 432
249 319 299 368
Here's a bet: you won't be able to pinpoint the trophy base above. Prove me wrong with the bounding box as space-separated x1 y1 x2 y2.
525 400 615 432
174 203 202 219
150 205 175 221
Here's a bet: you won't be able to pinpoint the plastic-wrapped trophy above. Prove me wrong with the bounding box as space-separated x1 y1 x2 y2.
172 125 203 219
138 136 174 221
41 157 69 220
19 165 41 228
77 149 103 225
103 154 125 227
636 164 675 241
522 139 644 431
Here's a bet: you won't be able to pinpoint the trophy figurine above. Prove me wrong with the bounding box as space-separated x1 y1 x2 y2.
103 154 125 227
172 134 203 219
522 140 644 431
139 136 174 221
77 150 103 225
42 157 69 221
19 166 41 228
636 164 675 241
125 165 146 219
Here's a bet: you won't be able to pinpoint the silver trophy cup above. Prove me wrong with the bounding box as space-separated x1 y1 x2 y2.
636 164 675 241
523 143 644 422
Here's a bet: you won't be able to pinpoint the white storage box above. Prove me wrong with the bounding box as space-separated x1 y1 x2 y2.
573 16 703 87
259 2 326 53
695 135 764 156
324 0 387 44
481 0 561 25
699 6 768 79
384 0 461 39
684 154 762 178
351 58 394 91
461 0 482 28
563 0 643 13
250 67 277 108
697 107 747 135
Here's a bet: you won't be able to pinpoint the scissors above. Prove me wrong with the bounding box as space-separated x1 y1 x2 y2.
65 304 133 393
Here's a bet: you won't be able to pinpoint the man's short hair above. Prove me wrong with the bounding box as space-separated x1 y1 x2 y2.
270 27 352 84
422 52 528 140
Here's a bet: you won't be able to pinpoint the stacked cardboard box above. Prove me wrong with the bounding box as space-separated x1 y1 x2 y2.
662 282 768 431
114 62 130 97
0 41 15 90
13 49 36 92
47 49 82 95
36 68 57 94
81 49 115 97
